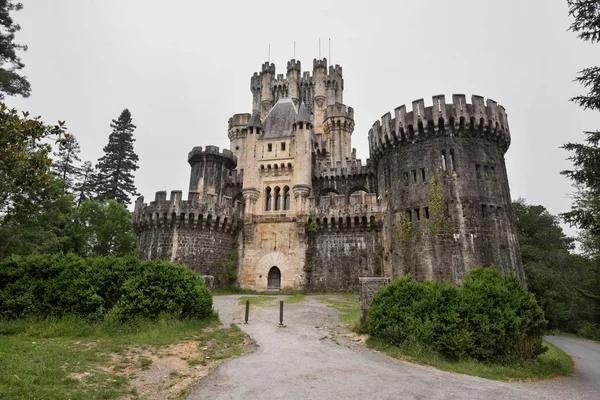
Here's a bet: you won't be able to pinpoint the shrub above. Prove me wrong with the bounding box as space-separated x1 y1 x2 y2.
367 267 547 363
0 254 212 322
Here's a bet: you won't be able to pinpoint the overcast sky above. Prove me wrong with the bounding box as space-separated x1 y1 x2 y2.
5 0 600 238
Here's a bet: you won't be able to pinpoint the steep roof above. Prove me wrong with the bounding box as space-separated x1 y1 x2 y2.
246 110 263 130
295 102 311 125
261 98 297 138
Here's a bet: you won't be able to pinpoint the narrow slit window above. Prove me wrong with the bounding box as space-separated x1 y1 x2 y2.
283 186 290 210
484 165 489 179
415 208 420 221
412 170 417 183
450 149 456 171
441 150 447 171
481 204 487 218
476 164 482 179
421 168 426 182
491 166 495 180
403 171 409 186
424 207 430 219
406 209 412 222
265 187 272 211
274 187 281 211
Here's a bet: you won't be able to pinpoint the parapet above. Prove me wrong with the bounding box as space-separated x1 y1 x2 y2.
287 59 301 72
307 192 381 230
313 58 328 71
228 113 250 130
324 104 354 120
133 189 244 232
313 158 376 179
187 145 237 168
261 62 275 74
328 64 343 78
368 94 511 159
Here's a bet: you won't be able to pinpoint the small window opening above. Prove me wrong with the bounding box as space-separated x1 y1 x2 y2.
481 204 487 218
281 142 286 151
491 166 495 180
403 171 409 186
424 207 430 219
274 187 281 211
265 187 272 211
415 208 420 221
406 209 412 222
268 143 273 152
441 150 447 171
475 164 482 179
484 165 489 179
411 170 417 183
283 186 290 210
421 168 426 182
450 149 456 171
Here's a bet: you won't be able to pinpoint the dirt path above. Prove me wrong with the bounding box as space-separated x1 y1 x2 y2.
188 295 600 400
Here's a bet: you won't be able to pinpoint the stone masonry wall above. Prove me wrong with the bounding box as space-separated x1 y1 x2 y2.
136 226 237 286
306 229 383 291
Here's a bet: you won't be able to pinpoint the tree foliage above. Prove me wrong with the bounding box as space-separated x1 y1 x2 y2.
95 109 139 204
73 160 96 207
0 1 30 99
52 133 81 194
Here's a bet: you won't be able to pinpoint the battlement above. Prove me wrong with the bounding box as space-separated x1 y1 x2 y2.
313 158 375 179
287 59 301 72
313 58 328 71
324 104 354 120
368 94 511 158
328 64 343 77
187 145 237 167
307 193 381 229
228 113 250 130
261 62 275 74
133 190 244 232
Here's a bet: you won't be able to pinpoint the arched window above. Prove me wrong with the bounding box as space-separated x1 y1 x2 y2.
449 149 457 171
283 186 290 210
265 187 272 211
274 187 281 211
441 150 447 171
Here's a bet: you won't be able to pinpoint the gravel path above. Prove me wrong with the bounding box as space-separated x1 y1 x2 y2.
188 295 600 400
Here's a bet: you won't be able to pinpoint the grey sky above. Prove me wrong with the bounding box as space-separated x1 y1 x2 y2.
5 0 600 238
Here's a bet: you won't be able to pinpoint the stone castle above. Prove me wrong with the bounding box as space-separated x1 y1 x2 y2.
133 58 524 291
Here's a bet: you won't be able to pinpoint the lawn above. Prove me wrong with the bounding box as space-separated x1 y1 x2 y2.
0 315 250 399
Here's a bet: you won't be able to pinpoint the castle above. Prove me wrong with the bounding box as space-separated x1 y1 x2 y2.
133 58 524 291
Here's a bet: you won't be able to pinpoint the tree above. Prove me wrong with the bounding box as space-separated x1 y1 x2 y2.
0 1 31 99
74 160 96 207
52 133 81 194
95 109 139 204
561 1 600 239
63 199 136 256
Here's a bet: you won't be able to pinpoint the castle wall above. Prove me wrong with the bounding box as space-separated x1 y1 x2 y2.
136 226 238 285
307 229 383 291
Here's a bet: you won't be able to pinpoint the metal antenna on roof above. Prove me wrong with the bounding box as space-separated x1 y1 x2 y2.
294 41 296 59
319 38 321 59
329 38 331 63
268 44 271 63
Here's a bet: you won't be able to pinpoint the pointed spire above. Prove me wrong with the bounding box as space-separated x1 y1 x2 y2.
295 102 311 126
246 110 263 131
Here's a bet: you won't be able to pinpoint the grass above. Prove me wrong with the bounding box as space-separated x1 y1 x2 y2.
316 293 360 331
0 315 247 400
367 337 574 381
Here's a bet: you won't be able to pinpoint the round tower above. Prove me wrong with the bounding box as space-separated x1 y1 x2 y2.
369 94 523 285
228 113 250 169
323 104 354 167
312 58 328 136
286 59 301 106
259 62 275 119
188 146 237 201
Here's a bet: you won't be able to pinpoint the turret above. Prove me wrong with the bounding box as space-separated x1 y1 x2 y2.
312 58 328 137
228 113 250 169
260 62 275 119
292 103 313 213
187 146 237 201
323 104 355 167
286 59 301 106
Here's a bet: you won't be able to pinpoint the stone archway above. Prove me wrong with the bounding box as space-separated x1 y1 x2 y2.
267 266 281 289
255 252 291 290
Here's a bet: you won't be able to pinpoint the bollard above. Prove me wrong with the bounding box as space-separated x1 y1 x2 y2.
245 300 249 324
279 300 284 325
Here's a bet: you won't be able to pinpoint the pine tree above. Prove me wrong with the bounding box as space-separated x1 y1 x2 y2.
95 109 139 204
52 133 81 194
74 161 96 207
0 1 31 99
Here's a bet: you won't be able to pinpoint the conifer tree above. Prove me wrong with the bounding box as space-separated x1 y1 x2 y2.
0 1 31 99
95 109 139 204
52 133 81 194
74 160 96 207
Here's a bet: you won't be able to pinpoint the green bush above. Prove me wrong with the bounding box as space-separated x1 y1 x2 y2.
367 267 547 363
0 254 212 322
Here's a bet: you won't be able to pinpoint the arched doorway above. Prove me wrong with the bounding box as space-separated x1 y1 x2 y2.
267 266 281 290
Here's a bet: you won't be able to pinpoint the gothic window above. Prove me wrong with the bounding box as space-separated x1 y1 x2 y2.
274 187 281 211
449 149 456 171
283 186 290 210
265 187 272 211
